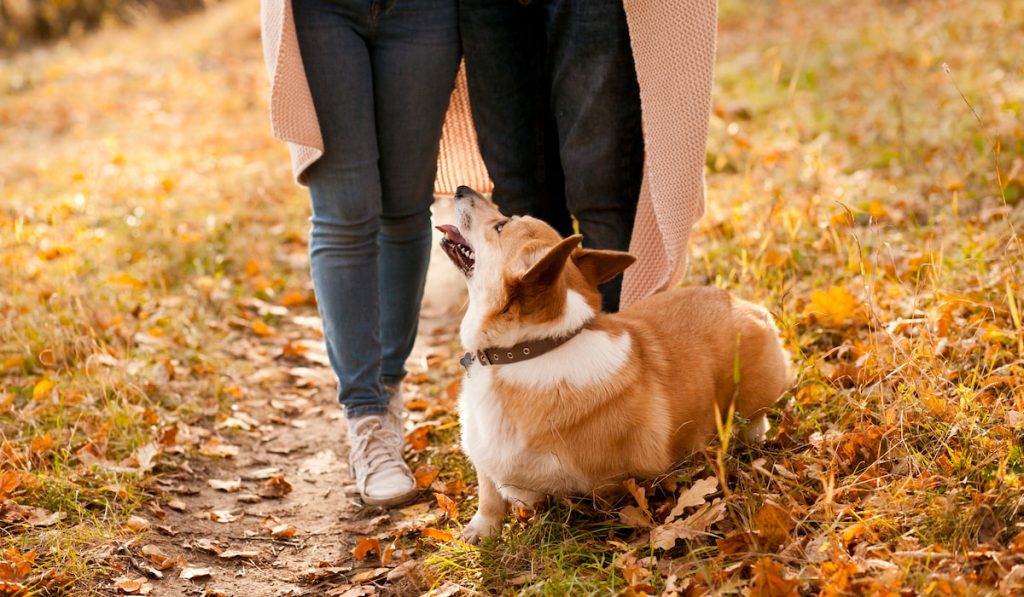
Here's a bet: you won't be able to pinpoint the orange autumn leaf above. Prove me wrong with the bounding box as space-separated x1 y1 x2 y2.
277 290 313 307
434 492 458 520
29 434 53 456
251 320 275 337
405 426 431 451
421 528 454 542
0 471 20 498
352 537 380 561
754 502 795 551
744 557 799 597
413 465 440 489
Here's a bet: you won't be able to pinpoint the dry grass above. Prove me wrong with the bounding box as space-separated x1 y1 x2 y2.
0 0 1022 594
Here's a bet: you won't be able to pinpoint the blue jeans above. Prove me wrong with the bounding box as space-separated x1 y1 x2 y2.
293 0 460 418
459 0 644 313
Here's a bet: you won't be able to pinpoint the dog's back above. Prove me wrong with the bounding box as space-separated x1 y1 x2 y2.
621 287 793 453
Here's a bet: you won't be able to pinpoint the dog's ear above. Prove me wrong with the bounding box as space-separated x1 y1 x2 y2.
521 234 583 287
572 249 636 287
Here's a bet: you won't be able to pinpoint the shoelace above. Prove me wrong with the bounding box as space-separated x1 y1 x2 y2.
350 419 405 482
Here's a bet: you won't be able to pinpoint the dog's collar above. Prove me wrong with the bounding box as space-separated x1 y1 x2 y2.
460 328 585 373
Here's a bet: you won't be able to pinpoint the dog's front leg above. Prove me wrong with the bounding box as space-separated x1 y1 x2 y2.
462 471 507 544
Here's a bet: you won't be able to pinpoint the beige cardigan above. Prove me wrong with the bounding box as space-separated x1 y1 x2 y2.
260 0 717 307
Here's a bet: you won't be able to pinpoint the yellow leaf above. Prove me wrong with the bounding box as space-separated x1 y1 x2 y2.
106 273 145 290
803 287 859 327
32 380 55 401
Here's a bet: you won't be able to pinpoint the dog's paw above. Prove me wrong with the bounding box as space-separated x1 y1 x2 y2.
461 514 501 545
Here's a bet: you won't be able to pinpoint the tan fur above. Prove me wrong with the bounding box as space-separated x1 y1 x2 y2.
444 188 793 542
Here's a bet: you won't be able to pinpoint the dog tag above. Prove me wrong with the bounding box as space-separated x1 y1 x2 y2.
459 352 474 376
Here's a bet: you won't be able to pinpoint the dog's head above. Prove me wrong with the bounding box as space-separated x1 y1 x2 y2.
438 186 636 349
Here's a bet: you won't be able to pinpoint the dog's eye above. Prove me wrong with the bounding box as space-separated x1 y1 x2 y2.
494 219 509 234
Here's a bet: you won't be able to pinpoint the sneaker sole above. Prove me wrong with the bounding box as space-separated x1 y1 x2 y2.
360 486 419 508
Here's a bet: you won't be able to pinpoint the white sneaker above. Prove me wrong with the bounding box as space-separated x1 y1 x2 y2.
347 415 417 507
384 382 406 438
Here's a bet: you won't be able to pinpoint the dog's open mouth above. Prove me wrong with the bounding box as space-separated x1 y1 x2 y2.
437 225 475 275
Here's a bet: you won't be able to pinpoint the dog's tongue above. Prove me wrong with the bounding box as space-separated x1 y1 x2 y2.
436 225 468 245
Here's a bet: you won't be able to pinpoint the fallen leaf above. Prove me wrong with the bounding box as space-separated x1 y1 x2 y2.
668 477 718 519
29 433 53 456
270 523 297 539
133 443 160 475
300 450 336 475
623 478 650 518
803 286 859 327
166 499 187 512
434 493 458 520
258 475 293 499
650 499 727 550
277 290 313 307
413 465 440 488
114 576 151 594
218 549 260 560
32 380 55 401
252 320 275 337
743 558 799 597
199 438 239 459
405 425 431 450
421 527 454 542
340 515 389 535
0 471 21 498
619 505 654 529
243 467 281 480
350 568 388 583
124 515 151 532
191 538 222 555
141 545 179 571
208 479 241 492
208 510 241 523
179 567 212 581
353 537 381 561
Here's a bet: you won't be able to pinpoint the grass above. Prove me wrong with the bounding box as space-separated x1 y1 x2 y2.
1 0 1023 593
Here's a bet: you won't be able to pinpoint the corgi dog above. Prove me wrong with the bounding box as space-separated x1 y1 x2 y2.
437 186 793 543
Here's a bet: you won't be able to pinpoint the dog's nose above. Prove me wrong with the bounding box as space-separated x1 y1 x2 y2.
455 185 474 200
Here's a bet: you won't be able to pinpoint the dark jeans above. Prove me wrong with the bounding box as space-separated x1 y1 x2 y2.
292 0 460 418
459 0 644 312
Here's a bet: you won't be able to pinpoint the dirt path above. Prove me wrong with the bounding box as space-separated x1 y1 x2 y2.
138 201 465 596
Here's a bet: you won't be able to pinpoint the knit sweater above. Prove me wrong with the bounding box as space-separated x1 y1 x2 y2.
260 0 718 307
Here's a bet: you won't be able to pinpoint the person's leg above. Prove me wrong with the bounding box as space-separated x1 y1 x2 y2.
370 0 461 387
543 0 644 312
458 0 573 236
292 0 387 418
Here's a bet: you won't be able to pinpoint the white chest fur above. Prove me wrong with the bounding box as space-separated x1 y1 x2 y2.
459 368 590 504
458 326 633 502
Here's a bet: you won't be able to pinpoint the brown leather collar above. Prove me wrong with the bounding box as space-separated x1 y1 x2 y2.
460 327 585 373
